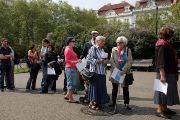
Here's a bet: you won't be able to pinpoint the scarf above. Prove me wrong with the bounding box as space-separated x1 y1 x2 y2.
117 48 127 70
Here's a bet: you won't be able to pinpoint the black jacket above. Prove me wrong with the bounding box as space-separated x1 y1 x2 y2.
80 41 93 59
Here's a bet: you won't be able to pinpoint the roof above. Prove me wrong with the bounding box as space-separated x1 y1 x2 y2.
98 1 134 16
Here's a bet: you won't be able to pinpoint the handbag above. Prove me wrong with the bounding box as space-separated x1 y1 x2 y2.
80 47 97 82
81 68 95 81
124 72 134 86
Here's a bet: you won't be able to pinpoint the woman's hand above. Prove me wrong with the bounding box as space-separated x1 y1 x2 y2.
96 59 103 64
102 59 109 64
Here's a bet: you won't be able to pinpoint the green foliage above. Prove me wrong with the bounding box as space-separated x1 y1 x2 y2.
0 0 179 60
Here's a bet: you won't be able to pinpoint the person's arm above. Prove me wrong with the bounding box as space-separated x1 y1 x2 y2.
156 46 166 83
110 48 117 68
86 47 98 65
40 47 46 57
0 54 8 59
159 68 166 83
0 48 8 59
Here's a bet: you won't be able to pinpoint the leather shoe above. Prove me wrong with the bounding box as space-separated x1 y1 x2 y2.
164 109 176 116
156 112 171 119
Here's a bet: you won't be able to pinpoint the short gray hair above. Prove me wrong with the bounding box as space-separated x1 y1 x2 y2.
116 36 128 45
96 36 106 41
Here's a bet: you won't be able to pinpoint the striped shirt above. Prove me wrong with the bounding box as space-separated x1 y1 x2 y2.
86 45 107 75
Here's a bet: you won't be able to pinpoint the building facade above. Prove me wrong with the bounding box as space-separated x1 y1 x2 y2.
98 0 179 27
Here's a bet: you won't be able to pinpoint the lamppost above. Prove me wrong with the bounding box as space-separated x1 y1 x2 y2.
155 0 159 36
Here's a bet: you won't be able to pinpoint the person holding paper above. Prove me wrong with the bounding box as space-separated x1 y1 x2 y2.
64 37 80 103
154 27 179 119
109 36 133 110
41 44 60 93
87 36 109 110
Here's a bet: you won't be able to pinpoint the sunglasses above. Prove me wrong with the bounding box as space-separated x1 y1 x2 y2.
71 41 75 42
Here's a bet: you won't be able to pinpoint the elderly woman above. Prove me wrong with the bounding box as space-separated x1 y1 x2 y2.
154 27 179 119
87 35 109 110
64 37 80 103
109 36 133 110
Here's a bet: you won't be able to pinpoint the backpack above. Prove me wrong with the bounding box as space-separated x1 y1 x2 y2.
14 50 20 65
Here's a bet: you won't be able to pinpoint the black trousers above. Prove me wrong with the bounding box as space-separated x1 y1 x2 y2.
0 64 12 89
63 71 67 91
111 83 130 105
26 63 39 90
42 75 56 93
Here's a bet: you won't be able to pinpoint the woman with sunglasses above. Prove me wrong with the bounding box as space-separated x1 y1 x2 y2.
64 37 80 103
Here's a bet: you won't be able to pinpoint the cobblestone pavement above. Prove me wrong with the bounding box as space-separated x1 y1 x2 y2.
0 71 180 120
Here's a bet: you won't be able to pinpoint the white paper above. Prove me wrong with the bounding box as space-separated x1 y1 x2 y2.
101 52 108 59
111 68 125 83
47 68 56 75
153 79 168 95
76 58 87 72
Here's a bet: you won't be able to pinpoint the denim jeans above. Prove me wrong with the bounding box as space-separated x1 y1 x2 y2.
41 61 47 87
65 68 80 89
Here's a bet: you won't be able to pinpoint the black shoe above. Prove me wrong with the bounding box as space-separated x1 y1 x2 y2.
156 112 171 119
26 89 30 92
1 89 4 92
164 109 176 116
126 106 132 110
40 91 48 94
108 104 115 107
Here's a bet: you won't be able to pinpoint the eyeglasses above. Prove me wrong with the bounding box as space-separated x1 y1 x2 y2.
117 42 124 44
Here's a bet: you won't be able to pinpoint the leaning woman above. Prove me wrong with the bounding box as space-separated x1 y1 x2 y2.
87 35 109 110
154 27 179 119
64 37 80 103
109 36 133 110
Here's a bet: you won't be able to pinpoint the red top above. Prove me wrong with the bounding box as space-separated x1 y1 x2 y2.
64 46 78 68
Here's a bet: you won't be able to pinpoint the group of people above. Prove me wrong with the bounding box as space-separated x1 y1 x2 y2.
0 27 179 119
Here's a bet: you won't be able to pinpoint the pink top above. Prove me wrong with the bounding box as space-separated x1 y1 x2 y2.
64 46 78 68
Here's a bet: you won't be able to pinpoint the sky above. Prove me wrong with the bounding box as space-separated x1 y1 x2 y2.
53 0 137 10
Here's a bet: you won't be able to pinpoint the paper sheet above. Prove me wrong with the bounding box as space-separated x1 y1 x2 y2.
76 58 87 72
101 52 108 59
47 68 56 75
111 68 125 83
153 79 168 95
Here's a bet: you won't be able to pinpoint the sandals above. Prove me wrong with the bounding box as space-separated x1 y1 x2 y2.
64 97 69 100
90 104 101 110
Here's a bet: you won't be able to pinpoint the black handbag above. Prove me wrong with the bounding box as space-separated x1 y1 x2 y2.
124 72 134 86
80 47 97 82
81 68 95 81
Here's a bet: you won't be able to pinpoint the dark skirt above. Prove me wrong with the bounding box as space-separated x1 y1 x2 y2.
154 73 179 106
88 74 109 105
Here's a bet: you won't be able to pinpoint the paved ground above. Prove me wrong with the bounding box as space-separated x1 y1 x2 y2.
0 70 180 120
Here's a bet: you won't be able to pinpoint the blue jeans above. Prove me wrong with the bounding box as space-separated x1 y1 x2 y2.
41 61 47 87
65 68 80 89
